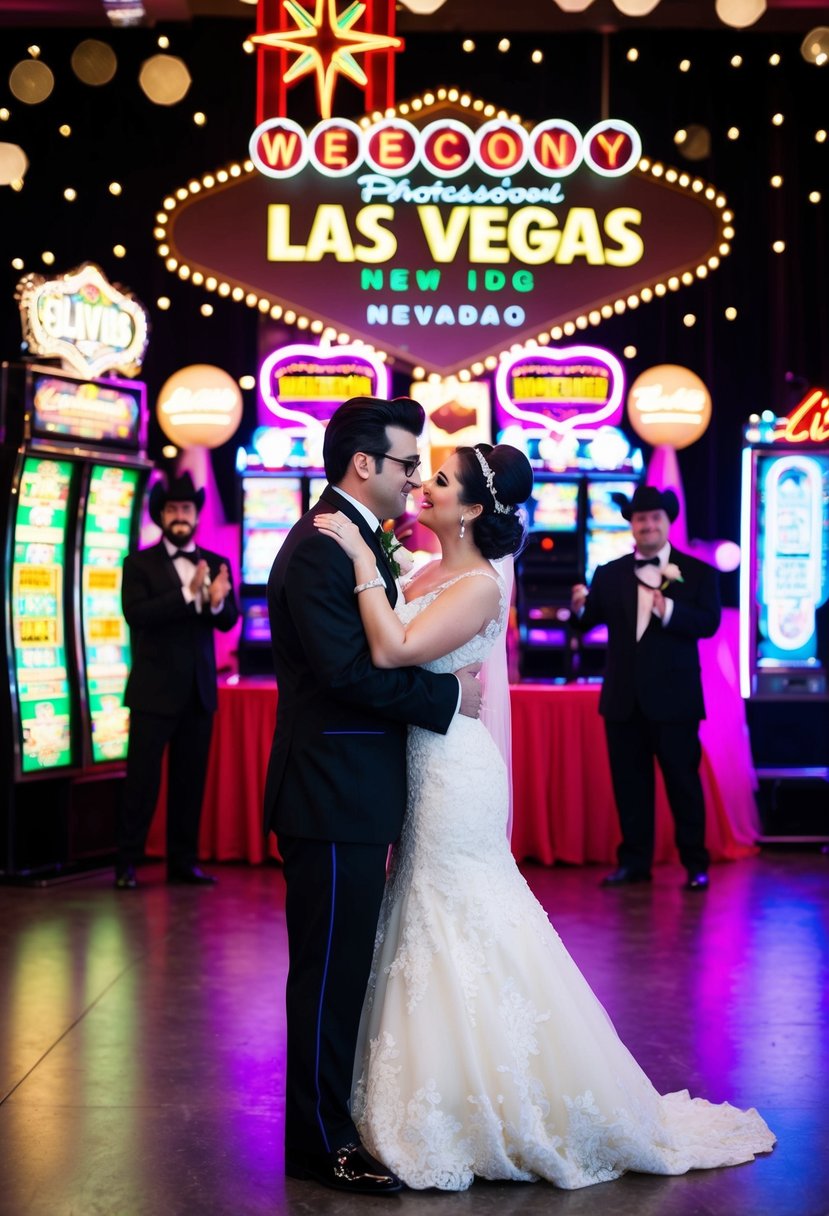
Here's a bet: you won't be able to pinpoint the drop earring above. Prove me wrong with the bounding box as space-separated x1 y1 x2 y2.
459 515 465 540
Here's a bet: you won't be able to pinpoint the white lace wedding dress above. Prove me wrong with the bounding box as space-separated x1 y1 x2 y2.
351 571 775 1191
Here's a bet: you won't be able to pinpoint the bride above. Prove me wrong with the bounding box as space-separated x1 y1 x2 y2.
313 442 775 1192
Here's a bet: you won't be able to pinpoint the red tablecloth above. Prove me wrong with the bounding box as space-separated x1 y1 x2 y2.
149 674 760 866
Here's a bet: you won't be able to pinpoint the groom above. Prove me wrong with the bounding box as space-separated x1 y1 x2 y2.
571 485 720 891
264 396 482 1194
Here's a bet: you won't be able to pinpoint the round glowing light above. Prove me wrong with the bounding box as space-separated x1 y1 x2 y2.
239 375 255 391
0 142 29 185
612 0 660 11
727 126 740 140
624 345 637 358
725 306 738 320
200 303 213 316
498 38 510 52
112 244 126 258
769 52 781 66
193 111 207 126
679 59 691 72
399 0 449 10
808 190 822 203
531 50 543 64
242 39 255 54
9 59 55 104
63 186 77 201
627 47 639 62
110 182 123 196
770 174 783 187
771 112 784 126
157 364 243 449
157 297 171 310
801 27 829 65
0 109 9 121
157 35 170 49
677 124 711 160
628 364 712 448
716 0 767 30
71 39 117 86
674 129 687 144
462 39 475 52
41 251 55 265
138 54 192 106
683 314 696 327
817 129 827 143
731 54 743 66
11 257 24 270
772 239 785 252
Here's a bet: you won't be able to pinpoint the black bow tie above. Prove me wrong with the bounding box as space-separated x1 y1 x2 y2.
634 556 660 568
171 548 199 564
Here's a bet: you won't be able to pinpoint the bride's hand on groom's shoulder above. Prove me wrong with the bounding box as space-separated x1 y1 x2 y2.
313 511 367 561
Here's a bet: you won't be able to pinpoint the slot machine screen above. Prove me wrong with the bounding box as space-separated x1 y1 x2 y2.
528 481 579 532
585 480 636 582
10 456 78 773
242 476 303 585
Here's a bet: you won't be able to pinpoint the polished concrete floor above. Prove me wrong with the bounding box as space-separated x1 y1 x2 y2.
0 852 826 1216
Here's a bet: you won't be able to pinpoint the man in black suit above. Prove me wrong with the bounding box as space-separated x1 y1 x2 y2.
115 472 238 890
571 485 720 892
264 397 482 1195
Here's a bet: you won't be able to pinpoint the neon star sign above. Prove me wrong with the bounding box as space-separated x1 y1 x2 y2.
252 0 402 121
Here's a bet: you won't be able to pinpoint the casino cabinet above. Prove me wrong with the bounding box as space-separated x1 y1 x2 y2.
739 394 829 814
515 473 638 680
1 361 150 879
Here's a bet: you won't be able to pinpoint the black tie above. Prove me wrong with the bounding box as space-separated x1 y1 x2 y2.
634 556 660 568
172 548 199 564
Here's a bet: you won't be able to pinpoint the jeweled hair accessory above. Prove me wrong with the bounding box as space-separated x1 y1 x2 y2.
473 447 512 515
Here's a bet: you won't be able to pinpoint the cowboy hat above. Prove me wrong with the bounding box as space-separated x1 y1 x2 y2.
148 472 205 526
613 484 680 523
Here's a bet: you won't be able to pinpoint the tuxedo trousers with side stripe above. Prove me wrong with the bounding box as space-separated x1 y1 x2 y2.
278 835 389 1158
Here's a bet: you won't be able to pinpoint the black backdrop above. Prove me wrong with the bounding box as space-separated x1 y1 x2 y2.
1 17 827 607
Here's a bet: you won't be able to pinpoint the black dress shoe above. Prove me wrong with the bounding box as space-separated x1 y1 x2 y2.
166 865 217 885
600 867 652 887
285 1142 403 1195
114 864 138 890
684 872 710 891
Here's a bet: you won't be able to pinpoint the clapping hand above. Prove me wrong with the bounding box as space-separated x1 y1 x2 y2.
314 511 372 563
571 583 588 613
209 562 231 608
189 559 209 598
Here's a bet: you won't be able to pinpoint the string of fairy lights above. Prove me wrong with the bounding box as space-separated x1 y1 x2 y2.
0 17 826 405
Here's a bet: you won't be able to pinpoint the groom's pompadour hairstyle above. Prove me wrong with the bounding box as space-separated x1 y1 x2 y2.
324 396 425 485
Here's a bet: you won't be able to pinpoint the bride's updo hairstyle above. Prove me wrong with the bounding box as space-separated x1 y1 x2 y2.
455 443 533 560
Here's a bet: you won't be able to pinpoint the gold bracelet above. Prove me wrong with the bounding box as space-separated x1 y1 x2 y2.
354 577 385 595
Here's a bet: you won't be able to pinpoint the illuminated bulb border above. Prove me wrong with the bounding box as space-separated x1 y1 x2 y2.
156 88 734 382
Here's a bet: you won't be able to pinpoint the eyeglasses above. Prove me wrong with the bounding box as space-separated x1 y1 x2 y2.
366 452 421 479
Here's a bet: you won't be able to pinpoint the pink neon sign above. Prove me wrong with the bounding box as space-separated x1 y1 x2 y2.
494 344 625 436
258 342 391 438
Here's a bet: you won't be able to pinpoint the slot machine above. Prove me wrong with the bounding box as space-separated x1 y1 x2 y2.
0 265 151 878
740 394 829 802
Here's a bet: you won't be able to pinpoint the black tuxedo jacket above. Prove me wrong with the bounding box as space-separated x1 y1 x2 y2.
122 542 239 716
578 546 720 723
263 485 458 845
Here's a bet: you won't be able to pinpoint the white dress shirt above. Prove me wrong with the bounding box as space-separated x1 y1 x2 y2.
634 541 675 641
